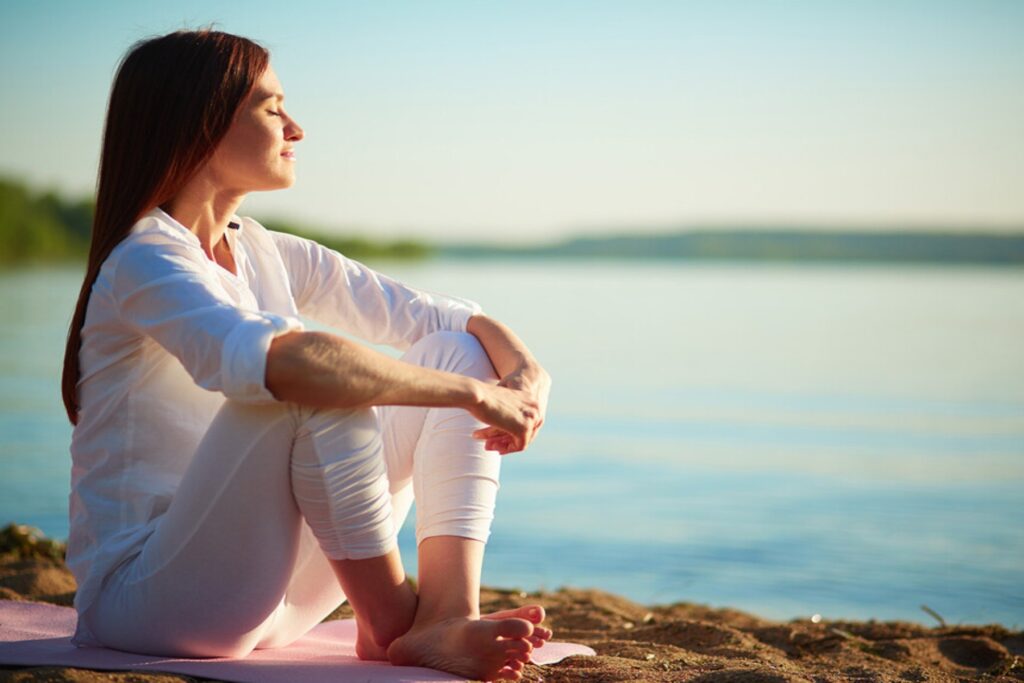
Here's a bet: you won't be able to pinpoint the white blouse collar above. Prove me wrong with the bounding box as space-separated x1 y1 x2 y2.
144 206 246 244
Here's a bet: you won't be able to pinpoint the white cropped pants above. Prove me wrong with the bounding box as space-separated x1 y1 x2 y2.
84 331 500 657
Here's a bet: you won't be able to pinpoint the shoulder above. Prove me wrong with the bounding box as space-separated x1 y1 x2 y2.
109 208 204 262
240 216 313 247
238 215 293 253
103 210 208 289
240 217 324 265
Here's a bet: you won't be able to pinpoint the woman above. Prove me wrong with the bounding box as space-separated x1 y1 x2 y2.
60 29 552 682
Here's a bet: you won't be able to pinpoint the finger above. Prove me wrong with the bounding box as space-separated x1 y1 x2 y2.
527 417 544 442
486 433 512 447
496 442 516 456
493 438 522 455
473 426 504 439
496 433 520 454
514 429 529 452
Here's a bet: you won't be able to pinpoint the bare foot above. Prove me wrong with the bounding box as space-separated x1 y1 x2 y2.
386 614 535 681
356 605 551 664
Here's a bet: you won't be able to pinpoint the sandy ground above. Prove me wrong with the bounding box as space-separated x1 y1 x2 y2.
1 525 1021 682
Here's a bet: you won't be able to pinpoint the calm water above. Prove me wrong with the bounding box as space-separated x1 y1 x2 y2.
2 260 1022 627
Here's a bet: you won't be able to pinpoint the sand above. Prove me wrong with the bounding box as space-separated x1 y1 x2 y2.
1 525 1021 682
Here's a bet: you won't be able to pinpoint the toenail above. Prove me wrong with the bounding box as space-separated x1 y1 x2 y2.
529 608 540 619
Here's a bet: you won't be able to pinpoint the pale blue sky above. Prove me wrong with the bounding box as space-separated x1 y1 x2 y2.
2 0 1022 242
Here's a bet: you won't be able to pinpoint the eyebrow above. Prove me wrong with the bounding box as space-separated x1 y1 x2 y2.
257 92 285 102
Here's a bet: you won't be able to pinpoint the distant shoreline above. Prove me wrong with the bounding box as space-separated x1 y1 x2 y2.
4 176 1023 267
440 231 1024 265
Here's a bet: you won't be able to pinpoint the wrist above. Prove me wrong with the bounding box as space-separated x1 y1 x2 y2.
459 376 487 410
512 359 547 384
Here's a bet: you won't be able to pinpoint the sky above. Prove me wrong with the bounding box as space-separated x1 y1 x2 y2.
1 0 1022 244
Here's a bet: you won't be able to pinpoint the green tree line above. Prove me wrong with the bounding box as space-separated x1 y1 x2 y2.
260 219 432 262
0 177 432 266
0 177 93 264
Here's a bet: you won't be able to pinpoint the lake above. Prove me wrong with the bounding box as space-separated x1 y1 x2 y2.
1 260 1022 627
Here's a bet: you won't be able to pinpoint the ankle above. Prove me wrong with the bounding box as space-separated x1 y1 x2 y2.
412 601 480 627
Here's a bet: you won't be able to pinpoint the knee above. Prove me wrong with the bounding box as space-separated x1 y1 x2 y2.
404 331 496 380
291 402 379 437
290 407 396 562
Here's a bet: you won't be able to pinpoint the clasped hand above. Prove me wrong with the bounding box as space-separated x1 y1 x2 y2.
470 366 551 455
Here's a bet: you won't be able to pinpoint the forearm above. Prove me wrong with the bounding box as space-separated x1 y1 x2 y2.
265 330 482 410
465 314 543 381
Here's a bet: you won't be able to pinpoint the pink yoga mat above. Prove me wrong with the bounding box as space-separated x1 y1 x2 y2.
0 599 594 682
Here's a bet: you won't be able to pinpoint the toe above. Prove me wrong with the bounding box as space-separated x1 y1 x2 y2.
488 617 534 639
503 638 533 662
526 623 552 648
523 605 545 623
504 658 525 671
494 667 521 681
485 605 546 624
532 625 553 640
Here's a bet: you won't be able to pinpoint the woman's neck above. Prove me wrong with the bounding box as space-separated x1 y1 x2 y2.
162 176 245 261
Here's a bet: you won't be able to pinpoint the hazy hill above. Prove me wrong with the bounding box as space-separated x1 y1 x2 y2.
442 229 1024 264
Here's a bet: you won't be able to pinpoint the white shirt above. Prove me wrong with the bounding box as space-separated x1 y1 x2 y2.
68 207 481 640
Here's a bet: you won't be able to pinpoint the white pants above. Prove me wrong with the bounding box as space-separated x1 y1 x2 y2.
84 331 500 657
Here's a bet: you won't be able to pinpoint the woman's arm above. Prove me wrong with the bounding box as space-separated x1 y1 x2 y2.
265 330 541 446
466 314 552 454
267 228 481 349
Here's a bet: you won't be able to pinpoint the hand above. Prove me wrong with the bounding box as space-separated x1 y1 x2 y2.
468 383 539 455
471 365 551 455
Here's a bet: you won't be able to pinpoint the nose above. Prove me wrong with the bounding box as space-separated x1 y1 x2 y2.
285 114 304 142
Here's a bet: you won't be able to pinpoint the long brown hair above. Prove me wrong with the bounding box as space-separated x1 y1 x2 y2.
61 30 269 424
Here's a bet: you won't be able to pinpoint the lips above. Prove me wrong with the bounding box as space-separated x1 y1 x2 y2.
281 150 295 160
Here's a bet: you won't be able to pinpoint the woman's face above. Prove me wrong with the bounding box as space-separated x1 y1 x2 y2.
206 65 304 193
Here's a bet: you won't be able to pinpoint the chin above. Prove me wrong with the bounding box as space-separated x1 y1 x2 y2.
256 176 295 192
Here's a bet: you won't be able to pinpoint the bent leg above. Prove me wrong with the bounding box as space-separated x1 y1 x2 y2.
379 330 503 548
380 332 546 680
264 330 533 661
85 400 401 657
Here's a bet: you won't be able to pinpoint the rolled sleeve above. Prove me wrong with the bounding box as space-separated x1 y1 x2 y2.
221 313 304 402
441 296 482 334
112 239 304 403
